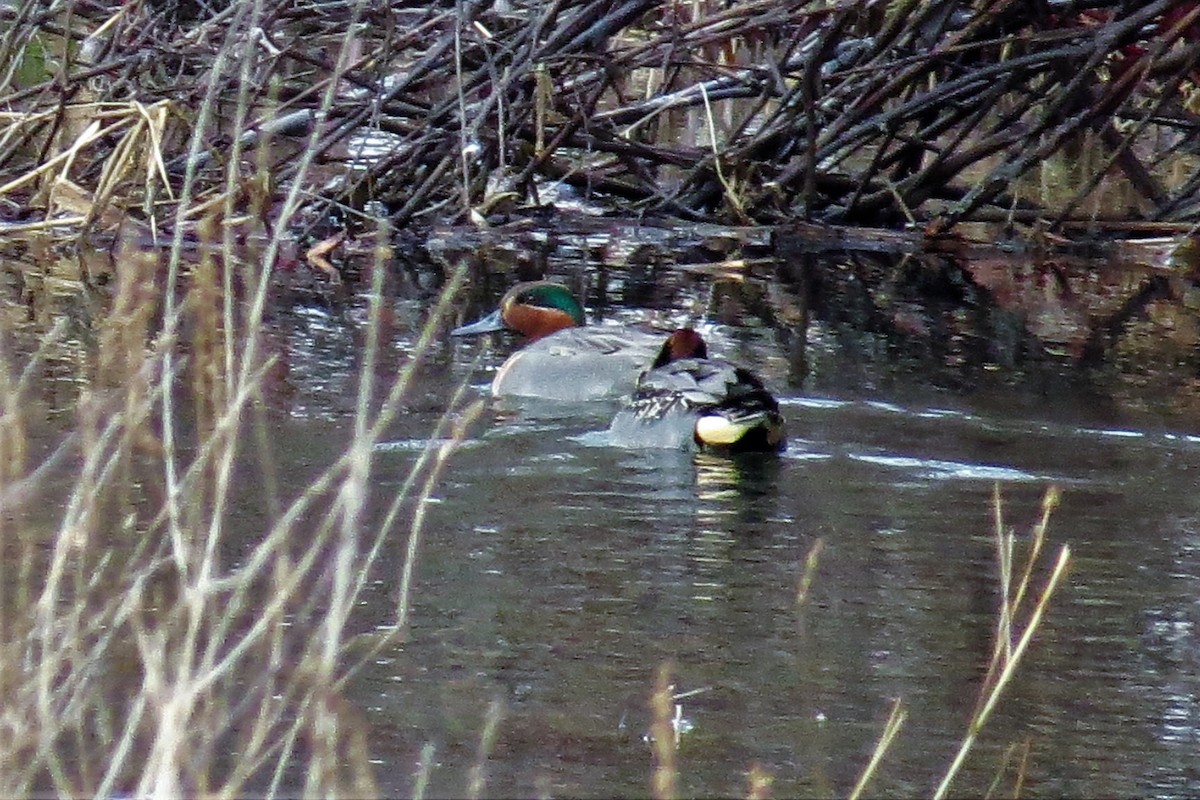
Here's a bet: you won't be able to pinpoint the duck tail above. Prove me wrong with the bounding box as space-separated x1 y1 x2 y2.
694 410 786 452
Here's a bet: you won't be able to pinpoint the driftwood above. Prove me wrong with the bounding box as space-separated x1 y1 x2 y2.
2 1 1200 235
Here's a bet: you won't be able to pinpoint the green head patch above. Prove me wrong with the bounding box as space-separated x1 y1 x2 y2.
516 283 586 326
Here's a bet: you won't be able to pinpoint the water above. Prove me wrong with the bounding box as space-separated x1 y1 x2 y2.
339 298 1200 798
8 248 1200 797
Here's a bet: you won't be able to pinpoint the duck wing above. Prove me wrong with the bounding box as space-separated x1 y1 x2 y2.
633 358 776 413
618 357 785 452
492 327 663 400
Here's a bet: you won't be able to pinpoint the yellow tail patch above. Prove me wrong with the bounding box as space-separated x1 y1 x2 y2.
694 415 752 446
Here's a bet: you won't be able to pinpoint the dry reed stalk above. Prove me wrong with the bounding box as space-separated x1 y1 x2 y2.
745 761 773 800
188 216 227 441
933 487 1071 800
466 697 505 800
847 696 907 800
649 661 680 800
0 340 27 488
794 536 824 608
976 485 1062 719
412 740 437 800
982 736 1032 800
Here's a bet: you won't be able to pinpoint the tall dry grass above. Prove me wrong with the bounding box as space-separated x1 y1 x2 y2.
0 238 481 796
0 34 483 788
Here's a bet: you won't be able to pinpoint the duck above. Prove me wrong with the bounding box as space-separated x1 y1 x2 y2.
451 280 664 401
607 328 786 453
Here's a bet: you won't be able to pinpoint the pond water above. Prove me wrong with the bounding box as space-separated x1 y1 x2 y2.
9 248 1200 797
285 263 1200 799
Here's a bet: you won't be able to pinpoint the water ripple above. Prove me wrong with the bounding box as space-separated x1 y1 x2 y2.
848 453 1047 482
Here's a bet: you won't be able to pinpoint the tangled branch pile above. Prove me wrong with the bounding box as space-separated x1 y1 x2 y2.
2 0 1199 237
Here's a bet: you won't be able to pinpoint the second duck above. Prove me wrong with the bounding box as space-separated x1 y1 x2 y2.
607 328 786 453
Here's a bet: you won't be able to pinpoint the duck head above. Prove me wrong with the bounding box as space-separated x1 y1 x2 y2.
650 327 708 368
452 281 586 342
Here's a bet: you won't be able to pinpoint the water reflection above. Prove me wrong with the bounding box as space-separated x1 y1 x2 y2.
355 359 1200 797
8 242 1200 796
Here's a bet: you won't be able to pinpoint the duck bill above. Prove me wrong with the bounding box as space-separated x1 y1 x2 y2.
451 309 505 336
